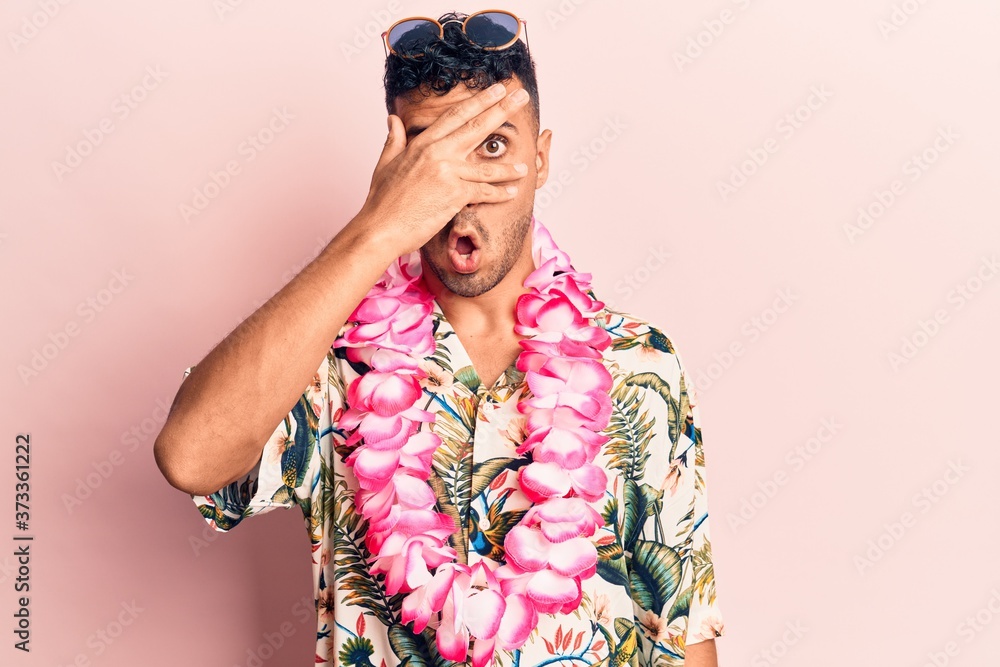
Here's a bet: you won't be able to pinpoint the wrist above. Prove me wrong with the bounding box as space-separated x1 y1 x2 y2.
338 207 404 267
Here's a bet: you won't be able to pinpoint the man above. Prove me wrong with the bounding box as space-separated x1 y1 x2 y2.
154 10 724 667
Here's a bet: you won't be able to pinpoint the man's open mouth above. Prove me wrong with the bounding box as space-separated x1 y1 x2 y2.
448 229 481 255
455 235 475 257
447 230 482 273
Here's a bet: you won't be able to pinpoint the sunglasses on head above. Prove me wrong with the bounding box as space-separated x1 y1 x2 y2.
382 9 529 58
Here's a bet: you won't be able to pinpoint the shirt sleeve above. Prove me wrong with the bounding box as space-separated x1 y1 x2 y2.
674 350 725 646
183 356 327 533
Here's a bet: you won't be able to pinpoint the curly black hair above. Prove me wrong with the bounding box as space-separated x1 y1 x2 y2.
383 11 539 132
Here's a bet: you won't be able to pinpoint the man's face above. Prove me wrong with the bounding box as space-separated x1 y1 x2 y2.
392 75 551 297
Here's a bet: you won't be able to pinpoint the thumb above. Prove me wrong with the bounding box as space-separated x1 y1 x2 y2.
374 114 405 171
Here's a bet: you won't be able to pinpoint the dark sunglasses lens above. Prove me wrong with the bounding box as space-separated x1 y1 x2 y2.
465 12 519 47
388 20 439 54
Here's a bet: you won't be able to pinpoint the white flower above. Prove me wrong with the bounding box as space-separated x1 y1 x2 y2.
639 609 672 642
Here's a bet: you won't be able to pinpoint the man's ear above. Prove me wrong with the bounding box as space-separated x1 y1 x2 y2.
534 128 552 190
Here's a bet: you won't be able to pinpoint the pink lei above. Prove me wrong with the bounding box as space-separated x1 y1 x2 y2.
332 216 613 666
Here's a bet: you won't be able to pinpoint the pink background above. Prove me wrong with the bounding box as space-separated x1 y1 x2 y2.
3 0 999 665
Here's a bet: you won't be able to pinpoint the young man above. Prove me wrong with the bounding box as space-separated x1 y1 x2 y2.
154 10 724 667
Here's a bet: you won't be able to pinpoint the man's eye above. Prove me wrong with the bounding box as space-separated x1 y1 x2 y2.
478 135 508 159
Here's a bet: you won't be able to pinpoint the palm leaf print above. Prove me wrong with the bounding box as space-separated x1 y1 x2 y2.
305 453 337 544
328 351 347 404
430 317 455 374
470 457 523 499
666 586 692 625
387 625 431 667
691 536 718 607
596 541 629 588
606 381 656 480
629 541 683 613
620 479 657 554
692 427 706 495
196 474 257 530
387 625 456 667
453 365 480 394
428 391 476 563
624 372 687 460
330 480 403 626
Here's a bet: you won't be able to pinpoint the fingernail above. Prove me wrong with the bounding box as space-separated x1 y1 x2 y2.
489 82 506 98
514 163 528 174
511 89 529 104
506 185 518 195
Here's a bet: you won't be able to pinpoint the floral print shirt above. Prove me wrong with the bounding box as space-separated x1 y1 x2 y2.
184 294 725 666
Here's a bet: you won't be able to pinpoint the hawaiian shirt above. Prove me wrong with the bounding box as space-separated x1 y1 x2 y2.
184 291 725 666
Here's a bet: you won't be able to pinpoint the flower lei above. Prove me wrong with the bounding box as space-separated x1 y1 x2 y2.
332 217 613 667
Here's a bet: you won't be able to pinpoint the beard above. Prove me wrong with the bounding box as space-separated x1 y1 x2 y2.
419 208 532 298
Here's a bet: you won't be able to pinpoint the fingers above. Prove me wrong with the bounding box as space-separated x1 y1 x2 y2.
453 160 528 185
374 114 405 172
464 180 520 206
447 87 531 153
413 81 527 147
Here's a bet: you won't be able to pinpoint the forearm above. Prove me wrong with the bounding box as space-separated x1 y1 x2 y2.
684 638 718 666
153 212 397 495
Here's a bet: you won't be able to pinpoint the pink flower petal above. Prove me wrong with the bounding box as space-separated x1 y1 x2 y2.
356 413 409 448
524 570 581 615
525 370 566 398
464 589 505 639
382 551 409 595
358 484 395 522
471 635 496 667
494 563 532 598
518 462 570 502
504 526 550 572
357 372 421 417
568 464 608 502
496 593 538 650
393 473 437 509
403 540 433 590
369 348 421 372
515 293 546 328
565 359 613 393
354 297 400 322
395 509 456 540
353 447 400 489
436 593 470 662
535 296 584 333
547 538 597 577
532 428 589 469
527 497 604 542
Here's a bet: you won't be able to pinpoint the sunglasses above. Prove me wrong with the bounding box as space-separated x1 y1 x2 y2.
382 9 529 58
